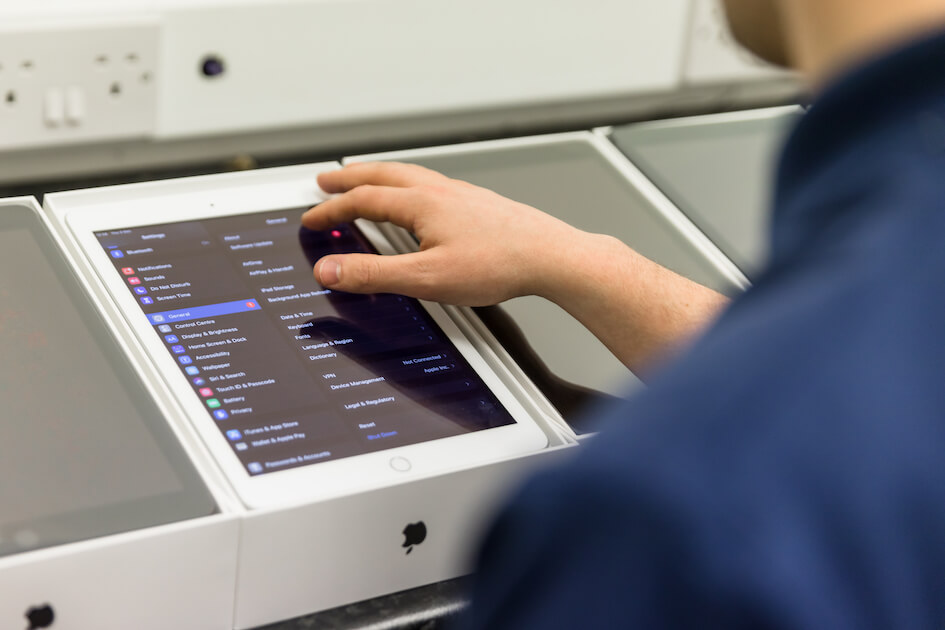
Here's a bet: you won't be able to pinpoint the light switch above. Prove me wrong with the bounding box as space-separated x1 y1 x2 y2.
65 87 85 126
43 88 64 127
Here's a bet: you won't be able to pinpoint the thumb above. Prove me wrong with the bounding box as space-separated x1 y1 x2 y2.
314 252 433 297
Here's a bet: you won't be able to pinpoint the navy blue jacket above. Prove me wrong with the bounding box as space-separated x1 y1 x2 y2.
463 30 945 629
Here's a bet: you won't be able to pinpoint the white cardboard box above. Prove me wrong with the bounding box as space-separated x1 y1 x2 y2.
0 515 241 630
37 166 579 627
0 196 242 630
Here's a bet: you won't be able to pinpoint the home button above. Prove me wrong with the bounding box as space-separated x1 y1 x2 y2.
389 456 412 472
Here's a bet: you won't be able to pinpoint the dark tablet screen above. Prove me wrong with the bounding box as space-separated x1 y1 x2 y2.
92 209 516 477
0 203 216 558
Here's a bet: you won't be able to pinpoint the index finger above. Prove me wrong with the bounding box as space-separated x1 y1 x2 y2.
302 184 422 231
317 162 448 194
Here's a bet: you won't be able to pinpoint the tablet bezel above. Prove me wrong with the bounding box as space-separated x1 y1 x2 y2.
63 181 549 509
0 200 218 557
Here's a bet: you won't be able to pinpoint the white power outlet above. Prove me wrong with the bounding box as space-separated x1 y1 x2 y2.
683 0 788 85
0 17 160 150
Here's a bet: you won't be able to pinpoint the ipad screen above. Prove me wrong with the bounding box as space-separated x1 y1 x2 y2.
0 205 215 557
94 210 516 476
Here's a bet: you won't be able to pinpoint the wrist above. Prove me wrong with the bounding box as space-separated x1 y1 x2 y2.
530 231 633 307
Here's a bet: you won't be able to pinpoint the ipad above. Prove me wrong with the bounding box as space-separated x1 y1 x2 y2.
0 201 216 558
66 194 548 508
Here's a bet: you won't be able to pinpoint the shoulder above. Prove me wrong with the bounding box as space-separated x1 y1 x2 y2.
465 257 945 628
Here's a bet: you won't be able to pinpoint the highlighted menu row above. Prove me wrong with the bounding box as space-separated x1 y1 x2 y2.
147 299 262 325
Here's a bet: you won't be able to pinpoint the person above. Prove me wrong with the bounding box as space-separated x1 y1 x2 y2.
302 0 945 626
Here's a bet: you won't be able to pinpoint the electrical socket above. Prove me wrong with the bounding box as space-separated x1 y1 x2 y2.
0 17 160 151
683 0 788 85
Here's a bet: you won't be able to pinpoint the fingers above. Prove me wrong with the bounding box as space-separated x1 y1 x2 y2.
317 162 448 193
301 185 421 231
314 251 439 299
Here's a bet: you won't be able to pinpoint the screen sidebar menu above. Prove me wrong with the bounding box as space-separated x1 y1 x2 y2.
94 210 515 476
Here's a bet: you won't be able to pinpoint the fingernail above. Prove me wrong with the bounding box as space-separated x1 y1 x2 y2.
319 260 341 286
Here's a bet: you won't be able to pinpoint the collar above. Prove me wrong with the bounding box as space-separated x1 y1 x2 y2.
771 28 945 266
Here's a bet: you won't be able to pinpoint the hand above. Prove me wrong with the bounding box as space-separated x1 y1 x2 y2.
302 161 729 376
301 162 583 306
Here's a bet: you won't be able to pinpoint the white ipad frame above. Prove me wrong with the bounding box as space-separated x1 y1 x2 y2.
61 166 549 509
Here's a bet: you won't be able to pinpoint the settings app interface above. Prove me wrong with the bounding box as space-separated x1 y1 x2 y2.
95 210 514 475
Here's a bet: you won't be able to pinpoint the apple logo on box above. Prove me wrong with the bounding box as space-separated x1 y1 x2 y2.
402 521 427 555
25 603 54 629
